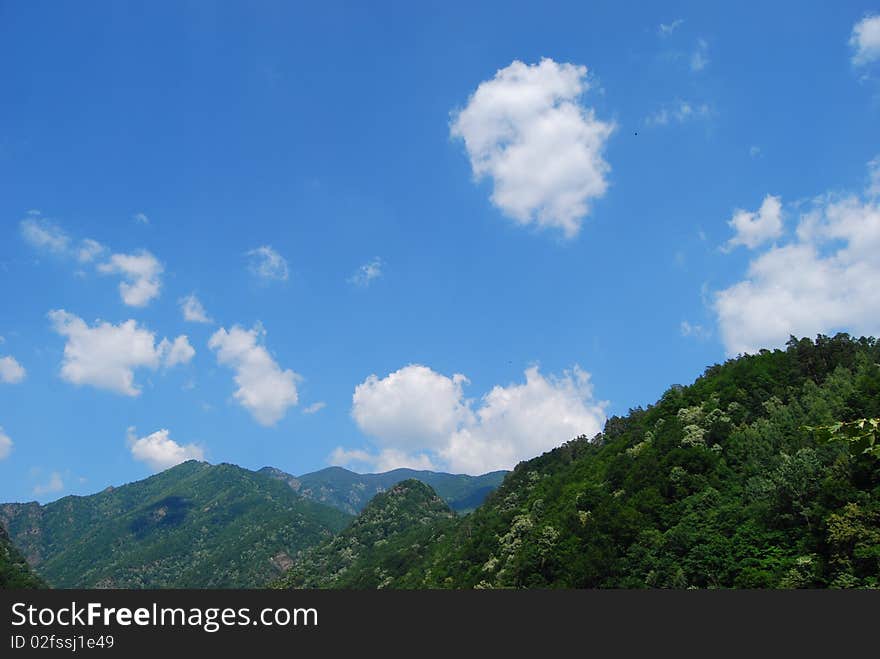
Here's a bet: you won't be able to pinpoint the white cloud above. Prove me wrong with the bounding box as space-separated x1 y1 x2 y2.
48 310 191 396
691 38 709 72
20 214 70 254
868 156 880 198
658 19 684 37
180 294 212 323
723 194 783 251
0 428 12 460
33 472 64 496
208 324 300 425
302 401 326 414
0 355 26 384
246 246 289 281
348 257 383 287
76 238 106 263
850 14 880 66
353 365 474 450
329 447 436 473
20 213 105 264
715 159 880 355
127 427 204 472
451 58 614 239
341 363 606 474
749 145 762 158
159 335 195 368
97 250 163 307
680 320 711 340
133 212 150 225
645 100 710 126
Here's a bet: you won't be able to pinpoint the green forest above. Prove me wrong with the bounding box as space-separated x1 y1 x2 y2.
277 334 880 589
2 334 879 589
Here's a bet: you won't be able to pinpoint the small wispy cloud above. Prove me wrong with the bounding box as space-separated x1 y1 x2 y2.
246 246 289 282
133 212 150 225
658 19 684 37
680 320 711 340
180 294 212 323
849 14 880 66
33 471 64 496
0 355 26 384
645 100 711 126
20 211 106 264
0 427 12 460
691 38 710 72
749 145 762 159
302 401 326 415
348 257 383 287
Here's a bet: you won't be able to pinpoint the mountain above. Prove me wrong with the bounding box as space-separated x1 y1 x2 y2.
298 334 880 589
260 465 508 515
0 523 45 589
0 461 350 588
274 479 456 589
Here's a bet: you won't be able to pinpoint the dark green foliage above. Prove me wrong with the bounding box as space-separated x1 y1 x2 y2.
325 334 880 589
262 465 507 514
0 461 350 588
274 480 456 589
0 524 45 589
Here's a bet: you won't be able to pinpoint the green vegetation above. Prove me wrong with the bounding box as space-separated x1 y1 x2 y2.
0 524 45 589
295 335 880 589
263 465 507 515
0 461 350 588
274 479 456 589
6 334 879 590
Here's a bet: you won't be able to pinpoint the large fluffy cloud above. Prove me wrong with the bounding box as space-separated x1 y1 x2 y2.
127 427 204 472
450 58 614 239
208 324 299 425
850 14 880 66
715 158 880 355
335 363 606 474
97 250 163 307
48 310 194 396
723 194 783 251
352 365 473 449
0 427 12 460
0 355 26 384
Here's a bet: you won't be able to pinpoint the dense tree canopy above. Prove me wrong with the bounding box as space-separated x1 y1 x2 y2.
287 334 880 589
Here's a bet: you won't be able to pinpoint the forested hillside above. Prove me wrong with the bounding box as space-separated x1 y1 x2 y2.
0 461 350 588
288 335 880 589
274 479 456 588
0 523 45 589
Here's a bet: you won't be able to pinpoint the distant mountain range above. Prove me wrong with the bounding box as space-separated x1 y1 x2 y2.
5 336 877 590
0 462 506 588
260 465 508 515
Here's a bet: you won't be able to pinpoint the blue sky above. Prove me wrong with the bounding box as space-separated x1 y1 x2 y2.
2 1 880 501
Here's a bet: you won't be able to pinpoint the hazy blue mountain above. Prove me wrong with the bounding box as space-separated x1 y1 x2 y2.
259 465 508 515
